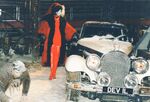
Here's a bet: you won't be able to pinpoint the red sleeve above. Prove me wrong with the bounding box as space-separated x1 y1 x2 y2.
65 22 77 41
37 21 50 37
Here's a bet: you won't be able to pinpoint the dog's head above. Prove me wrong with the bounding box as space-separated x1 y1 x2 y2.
12 60 27 78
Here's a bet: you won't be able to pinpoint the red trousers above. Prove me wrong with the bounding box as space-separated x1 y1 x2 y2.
49 45 60 80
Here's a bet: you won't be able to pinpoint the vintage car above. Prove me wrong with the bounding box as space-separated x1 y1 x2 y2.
65 21 150 102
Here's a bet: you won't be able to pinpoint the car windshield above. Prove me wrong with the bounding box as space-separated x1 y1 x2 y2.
81 25 126 38
134 27 150 51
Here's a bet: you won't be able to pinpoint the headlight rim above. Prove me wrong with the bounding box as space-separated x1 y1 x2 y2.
97 72 111 87
86 54 101 71
124 74 139 89
132 58 149 74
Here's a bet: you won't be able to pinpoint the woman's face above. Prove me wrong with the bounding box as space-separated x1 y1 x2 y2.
56 9 62 16
56 5 65 17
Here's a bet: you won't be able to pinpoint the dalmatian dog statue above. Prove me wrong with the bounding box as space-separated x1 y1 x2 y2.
0 60 30 102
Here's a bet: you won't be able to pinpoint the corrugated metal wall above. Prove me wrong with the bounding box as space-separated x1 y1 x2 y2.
38 0 150 21
0 0 150 33
0 0 25 20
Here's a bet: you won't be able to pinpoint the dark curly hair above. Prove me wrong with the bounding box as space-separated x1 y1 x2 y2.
51 3 62 15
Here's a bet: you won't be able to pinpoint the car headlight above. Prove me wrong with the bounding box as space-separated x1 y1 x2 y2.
86 54 101 71
97 72 111 86
132 58 149 74
124 74 138 88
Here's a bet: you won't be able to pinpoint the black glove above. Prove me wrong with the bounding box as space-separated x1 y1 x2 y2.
72 32 79 42
66 32 79 56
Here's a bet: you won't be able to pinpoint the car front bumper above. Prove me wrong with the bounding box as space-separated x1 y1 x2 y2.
66 82 150 101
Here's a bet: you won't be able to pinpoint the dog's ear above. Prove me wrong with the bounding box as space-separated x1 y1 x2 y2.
12 60 27 73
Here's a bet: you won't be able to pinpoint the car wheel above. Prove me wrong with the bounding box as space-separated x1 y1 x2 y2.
66 71 81 102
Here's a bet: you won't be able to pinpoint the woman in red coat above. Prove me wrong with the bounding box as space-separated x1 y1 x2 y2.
37 3 77 80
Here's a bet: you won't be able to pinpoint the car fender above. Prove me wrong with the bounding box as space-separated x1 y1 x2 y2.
65 55 97 82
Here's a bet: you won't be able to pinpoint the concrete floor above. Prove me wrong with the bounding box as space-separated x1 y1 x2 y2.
0 54 97 102
5 64 99 102
6 66 66 102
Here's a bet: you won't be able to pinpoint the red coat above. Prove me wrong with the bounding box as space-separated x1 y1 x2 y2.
37 15 76 66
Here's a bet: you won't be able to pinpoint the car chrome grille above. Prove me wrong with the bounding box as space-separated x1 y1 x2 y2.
100 51 130 87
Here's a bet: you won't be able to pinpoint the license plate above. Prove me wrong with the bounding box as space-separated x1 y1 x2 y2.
103 87 133 95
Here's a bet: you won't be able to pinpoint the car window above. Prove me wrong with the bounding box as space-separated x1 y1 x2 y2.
81 25 126 38
134 27 150 51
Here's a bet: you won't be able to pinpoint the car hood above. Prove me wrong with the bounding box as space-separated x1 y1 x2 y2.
78 36 133 55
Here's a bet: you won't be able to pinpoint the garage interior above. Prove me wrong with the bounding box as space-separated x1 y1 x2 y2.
0 0 150 102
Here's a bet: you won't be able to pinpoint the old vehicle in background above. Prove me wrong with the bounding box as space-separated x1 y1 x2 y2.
0 10 34 56
65 21 150 102
135 27 150 59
